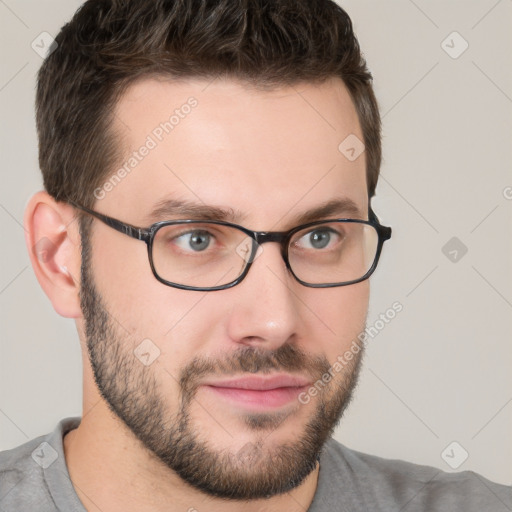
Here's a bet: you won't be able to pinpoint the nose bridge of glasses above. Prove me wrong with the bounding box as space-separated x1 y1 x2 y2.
249 231 289 264
254 231 288 245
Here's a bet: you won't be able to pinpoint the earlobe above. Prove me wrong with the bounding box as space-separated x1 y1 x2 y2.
24 191 83 318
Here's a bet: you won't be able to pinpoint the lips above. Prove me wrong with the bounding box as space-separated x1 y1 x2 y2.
202 374 311 391
200 374 312 410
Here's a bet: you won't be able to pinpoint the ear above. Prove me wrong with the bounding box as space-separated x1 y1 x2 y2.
24 191 82 318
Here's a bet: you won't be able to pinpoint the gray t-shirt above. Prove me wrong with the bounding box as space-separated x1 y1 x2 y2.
1 417 511 511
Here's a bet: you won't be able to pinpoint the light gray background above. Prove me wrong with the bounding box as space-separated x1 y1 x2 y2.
1 0 511 487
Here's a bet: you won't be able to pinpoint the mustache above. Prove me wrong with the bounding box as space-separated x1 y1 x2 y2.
179 343 331 403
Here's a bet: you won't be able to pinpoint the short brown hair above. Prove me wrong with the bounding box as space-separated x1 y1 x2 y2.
36 0 381 209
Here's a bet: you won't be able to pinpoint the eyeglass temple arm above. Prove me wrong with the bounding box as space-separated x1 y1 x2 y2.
369 206 392 240
69 202 151 242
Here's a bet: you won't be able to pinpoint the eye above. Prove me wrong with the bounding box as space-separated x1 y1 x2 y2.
295 227 342 250
173 230 213 252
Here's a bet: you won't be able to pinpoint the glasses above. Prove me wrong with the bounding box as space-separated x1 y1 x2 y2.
71 202 391 291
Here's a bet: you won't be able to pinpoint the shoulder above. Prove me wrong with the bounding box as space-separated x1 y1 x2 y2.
313 438 512 511
0 417 81 512
0 430 50 503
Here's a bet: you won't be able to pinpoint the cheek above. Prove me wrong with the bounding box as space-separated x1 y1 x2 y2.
305 281 369 358
90 229 213 338
90 227 153 309
89 247 223 396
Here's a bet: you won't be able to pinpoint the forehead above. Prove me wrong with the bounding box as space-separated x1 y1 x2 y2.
105 76 368 228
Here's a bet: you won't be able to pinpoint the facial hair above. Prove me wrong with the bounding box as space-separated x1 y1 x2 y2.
79 227 365 500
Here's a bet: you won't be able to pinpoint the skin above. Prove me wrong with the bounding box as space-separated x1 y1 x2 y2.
25 76 370 512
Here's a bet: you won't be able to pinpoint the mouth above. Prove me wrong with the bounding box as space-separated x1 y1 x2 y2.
200 374 312 410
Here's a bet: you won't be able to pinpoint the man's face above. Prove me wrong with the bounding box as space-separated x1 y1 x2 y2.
80 77 370 499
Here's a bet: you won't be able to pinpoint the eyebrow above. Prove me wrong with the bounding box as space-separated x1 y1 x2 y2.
293 198 365 225
146 198 247 224
145 196 365 226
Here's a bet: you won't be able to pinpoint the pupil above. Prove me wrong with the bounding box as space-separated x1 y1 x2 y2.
190 231 210 251
310 230 330 249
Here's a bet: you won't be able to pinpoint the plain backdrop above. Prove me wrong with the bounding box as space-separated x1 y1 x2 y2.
1 0 511 487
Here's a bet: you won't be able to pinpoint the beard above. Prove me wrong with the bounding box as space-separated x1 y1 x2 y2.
79 224 365 500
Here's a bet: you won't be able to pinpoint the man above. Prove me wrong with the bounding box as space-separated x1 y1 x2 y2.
0 0 510 510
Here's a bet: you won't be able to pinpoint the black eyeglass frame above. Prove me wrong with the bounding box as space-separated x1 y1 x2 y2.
71 202 392 291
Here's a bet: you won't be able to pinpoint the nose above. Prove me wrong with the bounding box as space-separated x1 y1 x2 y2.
225 242 301 350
